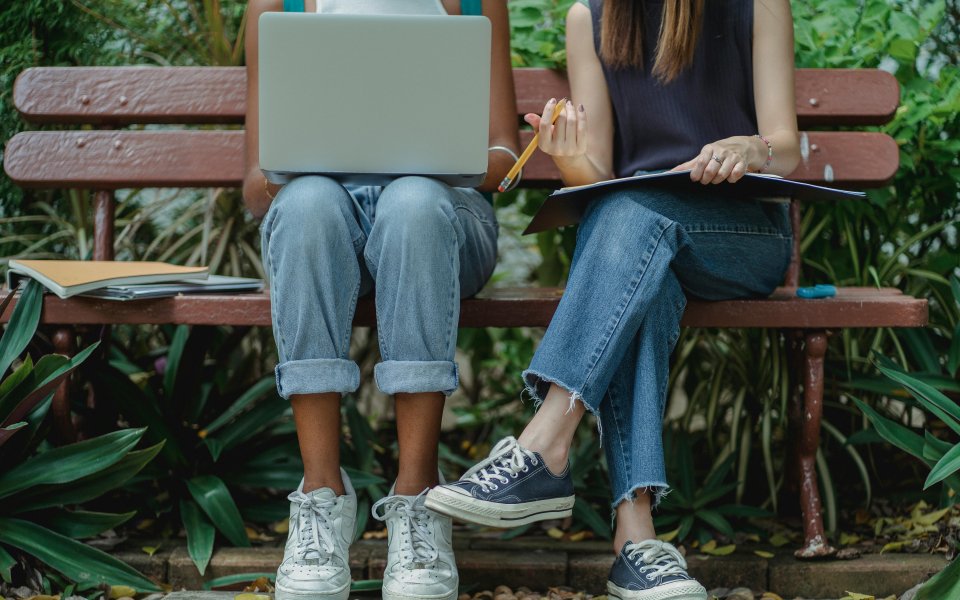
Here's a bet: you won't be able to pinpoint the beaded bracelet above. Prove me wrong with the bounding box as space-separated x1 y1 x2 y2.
755 134 773 172
489 145 522 191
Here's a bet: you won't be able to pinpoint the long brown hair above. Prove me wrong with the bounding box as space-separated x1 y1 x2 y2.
599 0 705 82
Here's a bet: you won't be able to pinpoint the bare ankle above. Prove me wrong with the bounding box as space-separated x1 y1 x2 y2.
303 473 345 496
394 473 439 496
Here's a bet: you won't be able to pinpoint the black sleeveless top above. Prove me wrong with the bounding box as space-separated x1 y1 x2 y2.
587 0 757 177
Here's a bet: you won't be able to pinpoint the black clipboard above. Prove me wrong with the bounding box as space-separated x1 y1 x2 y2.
523 170 865 235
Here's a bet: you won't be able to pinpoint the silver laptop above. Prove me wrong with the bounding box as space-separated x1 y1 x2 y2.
258 13 491 187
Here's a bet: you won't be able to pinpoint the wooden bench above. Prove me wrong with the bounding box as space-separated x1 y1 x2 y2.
2 65 927 558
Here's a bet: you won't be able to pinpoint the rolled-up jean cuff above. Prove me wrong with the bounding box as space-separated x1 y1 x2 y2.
275 358 360 399
374 360 459 396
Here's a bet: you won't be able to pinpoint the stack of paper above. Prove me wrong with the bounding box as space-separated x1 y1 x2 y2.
6 260 263 300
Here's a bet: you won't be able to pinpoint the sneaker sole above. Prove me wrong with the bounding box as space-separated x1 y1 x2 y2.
275 580 351 600
382 582 459 600
607 580 707 600
424 486 574 528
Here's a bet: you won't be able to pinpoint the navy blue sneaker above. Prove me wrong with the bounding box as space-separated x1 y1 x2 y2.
607 540 706 600
425 436 574 527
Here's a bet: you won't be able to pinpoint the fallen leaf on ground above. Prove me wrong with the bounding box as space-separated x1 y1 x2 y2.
656 528 679 543
700 540 716 553
568 531 588 542
233 594 270 600
769 533 790 547
840 532 861 546
880 541 907 553
760 593 783 600
547 527 564 539
753 550 775 558
840 592 874 600
702 543 735 556
142 546 158 556
110 586 136 599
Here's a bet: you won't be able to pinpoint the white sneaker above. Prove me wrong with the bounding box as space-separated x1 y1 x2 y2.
372 489 458 600
275 470 357 600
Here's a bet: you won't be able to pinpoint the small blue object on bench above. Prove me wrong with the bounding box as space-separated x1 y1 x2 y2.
797 284 837 299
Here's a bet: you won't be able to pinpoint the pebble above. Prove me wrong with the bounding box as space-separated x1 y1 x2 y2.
836 547 861 560
724 588 754 600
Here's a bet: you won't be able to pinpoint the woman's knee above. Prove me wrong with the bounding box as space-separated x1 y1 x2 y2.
375 176 455 232
266 176 359 250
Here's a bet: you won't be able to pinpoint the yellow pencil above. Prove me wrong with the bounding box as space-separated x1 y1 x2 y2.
498 98 569 193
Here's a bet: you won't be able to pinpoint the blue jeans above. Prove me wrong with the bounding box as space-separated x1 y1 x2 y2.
522 186 792 509
261 175 498 399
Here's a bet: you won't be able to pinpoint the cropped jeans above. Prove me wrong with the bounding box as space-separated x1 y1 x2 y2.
522 185 792 509
261 175 498 399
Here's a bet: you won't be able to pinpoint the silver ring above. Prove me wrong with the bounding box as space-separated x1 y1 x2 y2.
712 155 724 165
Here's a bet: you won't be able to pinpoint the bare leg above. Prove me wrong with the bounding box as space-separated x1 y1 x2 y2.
395 392 444 495
613 490 656 552
292 393 345 495
517 383 586 475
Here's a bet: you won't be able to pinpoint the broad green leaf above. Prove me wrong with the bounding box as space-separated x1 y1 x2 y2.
917 556 960 600
0 518 159 591
203 397 288 461
8 443 164 513
38 510 136 539
0 343 99 447
202 573 276 590
714 504 771 518
0 544 14 583
0 280 43 377
677 515 694 541
87 365 186 468
693 482 737 510
876 362 960 435
948 324 960 377
572 497 611 540
181 500 215 575
201 376 277 437
696 509 735 538
0 427 144 499
163 325 189 402
898 329 941 374
186 475 250 547
0 357 33 407
852 399 926 460
924 443 960 489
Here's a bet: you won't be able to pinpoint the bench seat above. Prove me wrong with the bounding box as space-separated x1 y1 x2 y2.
2 287 927 329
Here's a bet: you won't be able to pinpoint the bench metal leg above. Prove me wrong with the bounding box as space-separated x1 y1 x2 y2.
794 330 837 559
51 327 78 444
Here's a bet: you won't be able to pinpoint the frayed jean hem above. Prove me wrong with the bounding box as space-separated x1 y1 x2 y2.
612 482 670 513
521 368 603 441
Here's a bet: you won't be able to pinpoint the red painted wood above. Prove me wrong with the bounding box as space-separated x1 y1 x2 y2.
0 287 928 329
14 67 899 127
4 130 899 189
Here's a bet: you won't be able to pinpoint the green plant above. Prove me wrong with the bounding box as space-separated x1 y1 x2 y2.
88 324 385 574
654 428 770 544
854 358 960 597
0 281 161 592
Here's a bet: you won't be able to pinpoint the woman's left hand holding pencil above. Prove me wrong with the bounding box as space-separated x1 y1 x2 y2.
524 98 588 159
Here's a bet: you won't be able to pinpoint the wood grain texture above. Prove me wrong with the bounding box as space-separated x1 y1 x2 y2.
0 287 928 329
14 67 899 127
4 130 899 189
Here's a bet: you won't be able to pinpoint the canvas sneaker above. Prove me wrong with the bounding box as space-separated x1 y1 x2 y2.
275 469 357 600
424 436 574 527
373 489 458 600
607 539 707 600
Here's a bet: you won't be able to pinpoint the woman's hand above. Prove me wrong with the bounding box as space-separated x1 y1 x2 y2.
524 98 587 160
671 136 766 184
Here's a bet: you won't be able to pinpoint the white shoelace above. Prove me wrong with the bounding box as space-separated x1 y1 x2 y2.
288 490 338 563
624 540 688 580
372 490 439 568
460 436 539 493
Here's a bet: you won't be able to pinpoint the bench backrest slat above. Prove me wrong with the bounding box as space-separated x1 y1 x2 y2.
14 67 899 128
4 129 899 189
